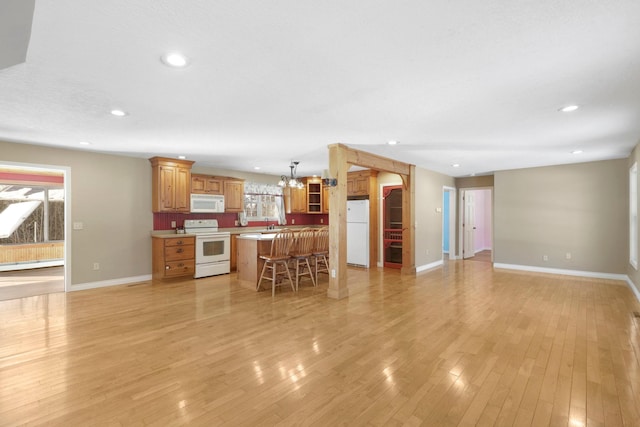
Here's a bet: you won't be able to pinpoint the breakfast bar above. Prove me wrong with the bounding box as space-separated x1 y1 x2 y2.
236 232 277 289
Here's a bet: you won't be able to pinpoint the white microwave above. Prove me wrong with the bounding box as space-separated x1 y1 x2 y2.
191 194 225 213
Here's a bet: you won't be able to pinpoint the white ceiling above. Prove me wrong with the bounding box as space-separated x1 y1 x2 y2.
1 1 639 178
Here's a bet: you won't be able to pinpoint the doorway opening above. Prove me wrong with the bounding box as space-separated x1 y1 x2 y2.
383 185 403 268
442 187 456 261
460 188 493 262
0 163 68 300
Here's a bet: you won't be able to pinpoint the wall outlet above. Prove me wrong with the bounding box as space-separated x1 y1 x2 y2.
171 221 176 228
320 218 323 224
331 269 336 278
93 262 100 270
292 219 295 225
73 222 83 230
543 255 548 261
566 252 572 260
234 220 239 226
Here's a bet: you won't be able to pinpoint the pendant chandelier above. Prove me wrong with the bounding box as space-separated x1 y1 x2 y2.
278 161 305 189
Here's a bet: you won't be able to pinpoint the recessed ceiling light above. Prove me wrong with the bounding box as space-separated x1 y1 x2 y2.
178 155 186 160
559 105 579 112
387 140 399 145
161 53 189 68
452 163 460 168
254 166 261 170
78 141 91 146
110 109 127 117
571 150 583 154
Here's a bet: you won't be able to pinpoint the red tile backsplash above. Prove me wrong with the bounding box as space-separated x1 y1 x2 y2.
153 212 329 230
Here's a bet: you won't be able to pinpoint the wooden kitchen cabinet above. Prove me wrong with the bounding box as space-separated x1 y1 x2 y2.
224 179 244 212
152 236 195 279
290 185 307 213
230 234 238 271
347 170 378 197
150 157 194 213
191 174 223 194
305 177 322 213
322 184 330 213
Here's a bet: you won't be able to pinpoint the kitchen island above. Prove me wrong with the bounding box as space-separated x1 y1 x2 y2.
236 232 277 289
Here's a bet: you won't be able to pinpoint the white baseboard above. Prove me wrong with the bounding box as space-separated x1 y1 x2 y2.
70 274 152 291
492 262 640 302
493 263 627 281
626 276 640 303
417 259 443 273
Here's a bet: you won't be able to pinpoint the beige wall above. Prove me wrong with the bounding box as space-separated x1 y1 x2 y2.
455 174 494 189
1 140 152 286
192 166 281 185
494 159 627 273
628 144 640 293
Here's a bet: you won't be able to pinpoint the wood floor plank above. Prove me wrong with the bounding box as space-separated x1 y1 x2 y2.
0 261 639 426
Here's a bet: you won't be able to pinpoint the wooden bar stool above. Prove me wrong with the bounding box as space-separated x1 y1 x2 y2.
289 228 316 290
313 227 329 283
257 230 295 296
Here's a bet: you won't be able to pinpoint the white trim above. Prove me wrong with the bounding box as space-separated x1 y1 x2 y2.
417 259 443 273
70 274 152 291
626 276 640 303
493 263 628 281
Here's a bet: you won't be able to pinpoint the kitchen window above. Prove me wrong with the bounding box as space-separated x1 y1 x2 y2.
242 182 285 223
244 194 281 220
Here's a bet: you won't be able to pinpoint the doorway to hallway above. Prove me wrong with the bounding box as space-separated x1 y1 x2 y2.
460 188 493 263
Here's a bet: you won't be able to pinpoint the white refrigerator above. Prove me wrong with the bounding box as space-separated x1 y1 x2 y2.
347 199 369 267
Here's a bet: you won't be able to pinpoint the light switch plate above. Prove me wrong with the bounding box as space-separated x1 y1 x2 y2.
73 222 83 230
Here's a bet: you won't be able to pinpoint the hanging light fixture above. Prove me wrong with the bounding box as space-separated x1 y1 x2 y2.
278 161 305 189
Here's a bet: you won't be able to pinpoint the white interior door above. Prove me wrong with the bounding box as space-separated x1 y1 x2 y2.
463 191 475 259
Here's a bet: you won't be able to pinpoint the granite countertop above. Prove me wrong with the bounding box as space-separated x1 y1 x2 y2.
150 232 196 238
221 225 324 234
236 232 277 240
151 225 325 237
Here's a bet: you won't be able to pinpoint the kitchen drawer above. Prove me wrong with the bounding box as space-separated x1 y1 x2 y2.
164 244 194 261
152 235 196 280
164 237 194 247
163 260 195 277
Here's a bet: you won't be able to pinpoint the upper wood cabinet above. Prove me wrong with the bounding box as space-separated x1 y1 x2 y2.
224 179 244 212
305 177 322 214
322 184 330 213
150 157 194 213
347 170 378 197
191 174 223 195
283 185 306 214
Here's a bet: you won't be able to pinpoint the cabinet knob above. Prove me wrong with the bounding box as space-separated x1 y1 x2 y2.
165 265 170 270
176 248 183 253
178 263 184 267
177 240 183 245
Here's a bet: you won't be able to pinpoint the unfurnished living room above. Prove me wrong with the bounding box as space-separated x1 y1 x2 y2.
1 1 640 426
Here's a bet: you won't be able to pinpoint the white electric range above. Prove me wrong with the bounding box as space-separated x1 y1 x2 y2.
183 219 231 278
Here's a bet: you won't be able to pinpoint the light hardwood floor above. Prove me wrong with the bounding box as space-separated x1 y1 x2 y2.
0 266 65 301
1 261 639 426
